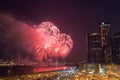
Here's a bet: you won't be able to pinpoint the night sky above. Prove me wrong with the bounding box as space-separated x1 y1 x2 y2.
0 0 120 62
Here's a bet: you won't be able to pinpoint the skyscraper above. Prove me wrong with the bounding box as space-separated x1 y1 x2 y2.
111 32 120 64
87 33 103 63
100 22 112 64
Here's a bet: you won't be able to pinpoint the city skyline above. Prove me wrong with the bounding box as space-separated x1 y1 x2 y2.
0 0 120 62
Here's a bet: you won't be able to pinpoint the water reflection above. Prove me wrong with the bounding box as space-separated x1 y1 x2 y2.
33 66 71 73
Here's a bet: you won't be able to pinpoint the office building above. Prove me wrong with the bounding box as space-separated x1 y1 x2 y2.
87 33 103 63
111 32 120 64
100 22 112 64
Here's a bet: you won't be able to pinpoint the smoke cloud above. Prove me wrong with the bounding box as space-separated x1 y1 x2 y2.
0 14 38 62
0 14 73 63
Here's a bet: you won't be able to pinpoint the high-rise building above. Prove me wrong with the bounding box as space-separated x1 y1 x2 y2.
111 32 120 64
100 22 112 64
87 33 103 63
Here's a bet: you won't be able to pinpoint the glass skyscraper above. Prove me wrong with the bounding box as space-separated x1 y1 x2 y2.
87 33 103 63
100 22 112 64
111 32 120 64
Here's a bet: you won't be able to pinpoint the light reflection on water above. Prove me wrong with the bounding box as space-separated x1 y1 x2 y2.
33 66 71 73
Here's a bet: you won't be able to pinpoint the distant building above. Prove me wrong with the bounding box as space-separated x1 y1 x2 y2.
111 32 120 64
87 33 103 63
100 22 112 64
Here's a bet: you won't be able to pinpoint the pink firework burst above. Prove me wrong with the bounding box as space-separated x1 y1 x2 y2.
34 21 73 61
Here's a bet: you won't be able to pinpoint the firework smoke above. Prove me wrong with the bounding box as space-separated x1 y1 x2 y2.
0 14 73 62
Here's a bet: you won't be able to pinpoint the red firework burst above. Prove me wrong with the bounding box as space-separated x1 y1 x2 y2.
34 21 73 61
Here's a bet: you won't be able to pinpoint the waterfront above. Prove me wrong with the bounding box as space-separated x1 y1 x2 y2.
0 64 72 76
0 64 120 80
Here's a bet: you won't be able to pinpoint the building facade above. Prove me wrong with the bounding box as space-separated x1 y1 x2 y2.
100 22 112 64
111 32 120 64
87 33 103 63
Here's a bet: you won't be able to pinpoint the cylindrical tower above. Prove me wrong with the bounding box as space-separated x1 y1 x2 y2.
87 33 103 63
100 22 112 64
111 32 120 64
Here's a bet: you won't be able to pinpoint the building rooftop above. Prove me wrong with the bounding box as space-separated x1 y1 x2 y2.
100 22 110 27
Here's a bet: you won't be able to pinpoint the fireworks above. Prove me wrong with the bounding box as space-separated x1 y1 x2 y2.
34 21 73 61
0 14 73 62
